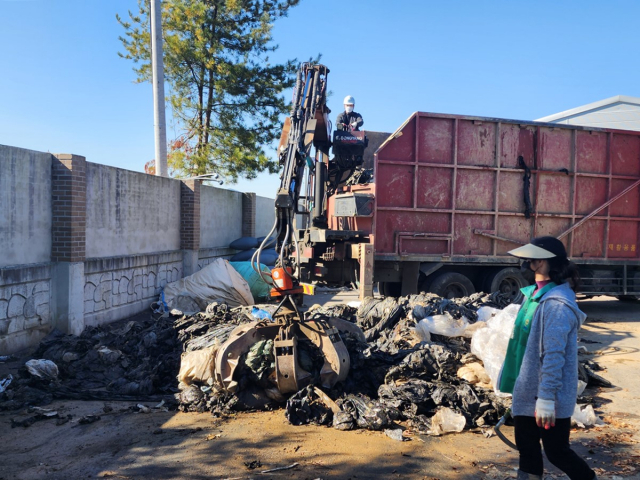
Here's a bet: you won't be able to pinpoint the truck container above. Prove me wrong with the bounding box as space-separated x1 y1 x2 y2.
303 111 640 301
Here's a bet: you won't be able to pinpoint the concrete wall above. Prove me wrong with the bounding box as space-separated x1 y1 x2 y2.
0 144 273 354
0 145 52 267
0 265 51 354
83 252 182 327
86 163 181 258
255 195 275 238
200 185 243 249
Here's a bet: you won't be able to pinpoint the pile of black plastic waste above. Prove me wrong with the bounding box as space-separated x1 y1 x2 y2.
176 291 611 435
0 291 612 437
0 313 181 411
282 293 514 434
0 303 252 411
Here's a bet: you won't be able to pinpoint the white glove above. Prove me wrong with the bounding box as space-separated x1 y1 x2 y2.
351 121 357 128
535 398 556 429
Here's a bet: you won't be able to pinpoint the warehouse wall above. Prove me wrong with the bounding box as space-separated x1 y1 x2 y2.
537 96 640 131
543 102 640 131
0 144 273 354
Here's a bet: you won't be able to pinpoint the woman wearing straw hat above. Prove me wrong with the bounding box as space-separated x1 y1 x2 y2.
500 236 596 480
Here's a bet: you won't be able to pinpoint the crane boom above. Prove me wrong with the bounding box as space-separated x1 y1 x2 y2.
213 63 365 397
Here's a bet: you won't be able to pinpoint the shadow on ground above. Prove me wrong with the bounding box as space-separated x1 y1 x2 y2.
2 398 631 480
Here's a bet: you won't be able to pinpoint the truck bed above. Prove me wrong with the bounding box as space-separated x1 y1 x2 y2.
373 112 640 266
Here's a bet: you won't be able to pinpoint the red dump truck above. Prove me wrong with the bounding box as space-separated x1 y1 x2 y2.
299 111 640 301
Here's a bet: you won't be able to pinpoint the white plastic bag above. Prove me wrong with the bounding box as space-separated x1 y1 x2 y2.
416 314 470 339
487 303 520 331
476 306 501 323
470 303 520 391
428 407 466 435
577 380 587 396
462 321 488 338
571 404 605 428
25 359 59 380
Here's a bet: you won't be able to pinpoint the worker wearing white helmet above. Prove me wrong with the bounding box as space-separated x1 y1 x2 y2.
336 95 364 132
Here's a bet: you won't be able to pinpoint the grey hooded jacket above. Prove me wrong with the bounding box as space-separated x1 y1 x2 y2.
511 282 587 419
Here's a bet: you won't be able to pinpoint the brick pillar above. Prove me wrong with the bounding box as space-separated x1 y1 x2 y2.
181 179 201 277
51 154 87 335
242 192 256 237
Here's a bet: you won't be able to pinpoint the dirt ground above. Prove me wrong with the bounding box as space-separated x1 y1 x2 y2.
1 293 639 480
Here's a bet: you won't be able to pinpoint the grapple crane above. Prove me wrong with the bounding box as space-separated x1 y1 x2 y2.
214 63 366 396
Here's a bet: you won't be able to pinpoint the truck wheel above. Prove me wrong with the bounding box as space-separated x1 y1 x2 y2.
485 268 526 303
379 281 402 297
427 272 475 299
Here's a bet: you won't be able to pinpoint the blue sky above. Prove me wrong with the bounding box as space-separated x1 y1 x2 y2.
2 0 640 197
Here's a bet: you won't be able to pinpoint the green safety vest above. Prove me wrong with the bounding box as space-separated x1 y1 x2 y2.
498 282 557 394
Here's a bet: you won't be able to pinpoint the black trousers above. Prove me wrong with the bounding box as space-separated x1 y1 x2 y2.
514 416 595 480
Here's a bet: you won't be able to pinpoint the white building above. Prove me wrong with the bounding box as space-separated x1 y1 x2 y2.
536 95 640 131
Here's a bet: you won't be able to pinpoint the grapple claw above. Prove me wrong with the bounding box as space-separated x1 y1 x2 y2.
214 294 364 395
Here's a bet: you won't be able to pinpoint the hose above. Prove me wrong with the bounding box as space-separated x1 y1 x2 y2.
494 409 518 450
252 208 278 284
279 215 290 274
291 216 301 279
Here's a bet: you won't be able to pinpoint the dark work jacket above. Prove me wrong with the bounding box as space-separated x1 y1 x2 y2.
336 111 364 131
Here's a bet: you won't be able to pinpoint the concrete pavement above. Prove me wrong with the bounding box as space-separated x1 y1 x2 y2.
579 296 640 438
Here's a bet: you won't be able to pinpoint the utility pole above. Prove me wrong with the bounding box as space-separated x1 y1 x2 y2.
151 0 168 177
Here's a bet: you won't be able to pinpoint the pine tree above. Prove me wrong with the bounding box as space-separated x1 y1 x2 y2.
117 0 302 180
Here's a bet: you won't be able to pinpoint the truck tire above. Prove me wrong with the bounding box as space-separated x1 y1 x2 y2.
427 272 475 299
379 281 402 298
485 268 526 303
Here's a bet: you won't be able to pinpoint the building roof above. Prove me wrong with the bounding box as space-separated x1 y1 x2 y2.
536 95 640 131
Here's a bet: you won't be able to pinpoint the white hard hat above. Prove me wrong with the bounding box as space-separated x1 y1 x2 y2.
343 95 355 105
